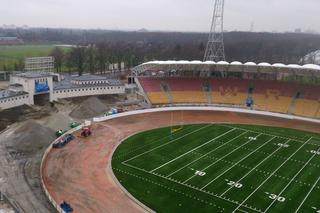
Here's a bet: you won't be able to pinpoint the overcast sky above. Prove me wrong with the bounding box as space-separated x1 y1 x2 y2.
0 0 319 32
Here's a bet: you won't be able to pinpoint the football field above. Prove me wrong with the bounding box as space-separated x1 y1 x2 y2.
112 124 320 213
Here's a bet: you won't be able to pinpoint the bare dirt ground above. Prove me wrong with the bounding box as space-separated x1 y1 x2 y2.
0 81 9 90
0 94 140 213
42 110 320 213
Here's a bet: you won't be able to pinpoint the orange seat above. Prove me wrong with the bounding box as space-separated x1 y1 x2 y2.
294 99 320 118
171 91 208 103
147 92 169 104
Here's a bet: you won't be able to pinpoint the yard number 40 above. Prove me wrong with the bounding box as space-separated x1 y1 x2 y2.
195 170 206 176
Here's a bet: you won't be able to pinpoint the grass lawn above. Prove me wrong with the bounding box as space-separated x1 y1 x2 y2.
112 124 320 213
0 44 70 69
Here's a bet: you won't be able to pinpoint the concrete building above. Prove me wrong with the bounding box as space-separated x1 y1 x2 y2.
0 72 125 110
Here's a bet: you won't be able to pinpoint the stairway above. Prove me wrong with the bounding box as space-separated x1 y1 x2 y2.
246 83 254 109
203 80 212 104
287 91 300 115
160 80 173 104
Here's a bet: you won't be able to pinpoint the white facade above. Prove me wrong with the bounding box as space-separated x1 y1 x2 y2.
0 94 29 110
0 73 126 111
10 74 53 104
52 86 125 101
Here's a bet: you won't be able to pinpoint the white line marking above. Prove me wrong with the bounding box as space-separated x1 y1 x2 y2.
114 125 193 159
150 128 237 172
220 138 290 197
184 133 262 185
232 137 313 213
123 124 213 163
294 176 320 213
264 145 320 212
219 124 309 144
122 162 262 213
166 131 249 177
201 136 276 191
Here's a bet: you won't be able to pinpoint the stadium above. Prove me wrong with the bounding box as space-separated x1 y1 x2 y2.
41 60 320 213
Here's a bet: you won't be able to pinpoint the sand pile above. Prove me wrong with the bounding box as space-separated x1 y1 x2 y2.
5 120 55 156
69 97 108 119
43 112 74 131
0 105 52 132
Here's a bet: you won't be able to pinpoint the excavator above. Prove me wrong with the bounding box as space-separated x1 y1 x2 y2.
81 127 92 137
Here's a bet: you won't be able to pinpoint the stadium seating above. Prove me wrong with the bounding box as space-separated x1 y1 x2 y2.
166 78 208 104
148 92 170 104
293 85 320 117
138 78 169 104
294 99 319 118
139 76 320 119
252 80 298 113
171 91 208 103
138 78 162 92
210 78 249 105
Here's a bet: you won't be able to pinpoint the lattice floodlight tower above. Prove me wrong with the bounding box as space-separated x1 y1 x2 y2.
204 0 226 62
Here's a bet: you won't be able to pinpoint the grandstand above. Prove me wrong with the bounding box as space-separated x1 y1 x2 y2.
135 61 320 118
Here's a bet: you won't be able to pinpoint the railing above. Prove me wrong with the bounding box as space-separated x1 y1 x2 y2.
93 106 320 124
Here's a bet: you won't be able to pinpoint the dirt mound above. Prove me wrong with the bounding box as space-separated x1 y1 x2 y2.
69 97 108 119
5 120 55 156
43 112 74 131
0 105 52 132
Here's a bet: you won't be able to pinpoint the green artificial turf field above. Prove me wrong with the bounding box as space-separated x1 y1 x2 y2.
112 124 320 213
0 44 70 69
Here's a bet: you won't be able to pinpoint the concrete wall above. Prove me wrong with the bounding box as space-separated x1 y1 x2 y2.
0 94 30 110
52 85 125 101
10 76 53 105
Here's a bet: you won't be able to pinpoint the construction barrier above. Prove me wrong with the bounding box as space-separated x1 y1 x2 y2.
93 106 320 124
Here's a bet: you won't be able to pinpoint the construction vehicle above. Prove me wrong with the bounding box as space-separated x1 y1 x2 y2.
52 134 75 148
81 127 92 137
55 130 67 138
69 122 81 129
60 201 73 212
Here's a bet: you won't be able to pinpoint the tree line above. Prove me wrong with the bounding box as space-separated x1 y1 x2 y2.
1 28 320 74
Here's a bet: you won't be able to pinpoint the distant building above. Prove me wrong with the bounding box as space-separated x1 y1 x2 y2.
24 57 55 72
0 72 125 110
0 37 24 45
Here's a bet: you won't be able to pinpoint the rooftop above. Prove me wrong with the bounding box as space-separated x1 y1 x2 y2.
54 75 124 90
13 72 53 79
0 89 28 100
71 74 112 82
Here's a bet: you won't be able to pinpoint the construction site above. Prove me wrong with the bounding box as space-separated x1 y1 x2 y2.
0 90 142 212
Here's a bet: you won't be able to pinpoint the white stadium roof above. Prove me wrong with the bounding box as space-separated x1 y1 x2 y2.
134 60 320 76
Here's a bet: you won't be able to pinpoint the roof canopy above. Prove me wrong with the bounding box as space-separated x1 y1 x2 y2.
133 60 320 76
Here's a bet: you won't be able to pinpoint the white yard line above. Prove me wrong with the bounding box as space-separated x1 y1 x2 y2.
294 176 320 213
220 138 290 197
166 131 249 178
219 124 305 143
232 137 313 213
201 136 276 191
123 124 213 163
263 146 320 212
122 161 262 213
183 133 262 185
150 128 237 172
114 125 193 159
